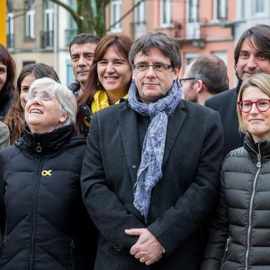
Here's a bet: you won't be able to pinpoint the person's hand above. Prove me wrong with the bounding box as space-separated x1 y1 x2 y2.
125 228 163 265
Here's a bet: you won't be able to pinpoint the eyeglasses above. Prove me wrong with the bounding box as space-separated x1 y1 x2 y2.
25 91 55 102
133 62 172 72
238 99 270 113
179 78 196 87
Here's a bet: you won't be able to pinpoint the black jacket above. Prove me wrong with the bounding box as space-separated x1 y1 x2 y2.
204 87 245 156
0 125 97 270
81 100 223 270
201 134 270 270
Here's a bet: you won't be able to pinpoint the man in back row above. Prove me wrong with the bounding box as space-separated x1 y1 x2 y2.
68 33 100 97
181 54 229 105
205 24 270 156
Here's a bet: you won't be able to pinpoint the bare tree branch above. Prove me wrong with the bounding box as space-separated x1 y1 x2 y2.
49 0 82 23
107 0 146 32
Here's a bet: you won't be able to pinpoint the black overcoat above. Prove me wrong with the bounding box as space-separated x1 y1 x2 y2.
81 100 224 270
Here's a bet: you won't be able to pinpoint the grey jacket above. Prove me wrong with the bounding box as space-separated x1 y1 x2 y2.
202 134 270 270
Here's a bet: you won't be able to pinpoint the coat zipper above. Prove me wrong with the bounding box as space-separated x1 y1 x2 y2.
29 156 43 270
220 237 230 270
244 143 261 270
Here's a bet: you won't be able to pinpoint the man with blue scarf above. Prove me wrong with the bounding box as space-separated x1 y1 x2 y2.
81 32 224 270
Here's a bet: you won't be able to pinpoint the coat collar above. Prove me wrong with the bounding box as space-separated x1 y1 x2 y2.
119 100 186 185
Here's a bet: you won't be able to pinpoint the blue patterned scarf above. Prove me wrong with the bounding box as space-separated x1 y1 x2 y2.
128 79 182 223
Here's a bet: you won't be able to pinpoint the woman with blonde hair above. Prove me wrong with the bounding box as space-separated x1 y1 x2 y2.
202 73 270 270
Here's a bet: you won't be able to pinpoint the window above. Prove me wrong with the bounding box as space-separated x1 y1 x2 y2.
212 51 228 66
188 0 199 23
135 0 145 23
215 0 228 20
160 0 172 27
65 0 77 47
44 0 54 32
6 2 14 48
184 53 198 72
254 0 264 14
25 1 35 39
111 0 122 32
67 61 74 86
43 0 54 47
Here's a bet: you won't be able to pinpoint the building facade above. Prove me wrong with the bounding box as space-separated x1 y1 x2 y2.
106 0 270 88
5 0 270 88
6 0 76 86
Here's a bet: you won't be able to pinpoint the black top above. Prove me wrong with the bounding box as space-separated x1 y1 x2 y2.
205 87 245 156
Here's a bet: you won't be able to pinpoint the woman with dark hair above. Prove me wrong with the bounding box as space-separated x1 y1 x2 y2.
76 33 133 136
4 63 60 144
0 43 16 120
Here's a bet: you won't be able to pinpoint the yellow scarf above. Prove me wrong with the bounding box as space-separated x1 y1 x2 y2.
91 90 128 114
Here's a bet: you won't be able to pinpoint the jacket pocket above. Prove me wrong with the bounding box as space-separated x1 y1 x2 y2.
70 239 76 270
220 237 230 270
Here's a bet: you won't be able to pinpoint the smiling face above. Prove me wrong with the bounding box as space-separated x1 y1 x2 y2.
97 46 131 104
236 37 270 80
25 87 68 134
241 86 270 142
0 61 7 92
20 74 36 109
132 47 179 104
70 43 97 88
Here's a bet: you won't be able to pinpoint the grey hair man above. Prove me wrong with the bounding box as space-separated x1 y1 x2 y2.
205 24 270 156
68 33 100 97
181 55 229 105
81 32 223 270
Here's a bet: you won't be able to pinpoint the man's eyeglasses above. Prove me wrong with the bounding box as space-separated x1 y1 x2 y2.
133 62 172 72
179 78 196 87
238 99 270 113
25 91 55 102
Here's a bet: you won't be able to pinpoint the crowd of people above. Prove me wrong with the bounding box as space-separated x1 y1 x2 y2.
0 24 269 270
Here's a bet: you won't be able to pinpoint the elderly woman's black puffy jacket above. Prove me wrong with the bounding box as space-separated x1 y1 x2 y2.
201 134 270 270
0 125 97 270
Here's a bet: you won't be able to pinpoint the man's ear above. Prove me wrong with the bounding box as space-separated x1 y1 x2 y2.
196 79 204 93
172 68 180 80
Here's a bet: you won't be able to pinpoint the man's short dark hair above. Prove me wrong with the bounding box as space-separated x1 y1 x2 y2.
234 24 270 66
69 33 100 54
187 55 229 94
129 32 181 69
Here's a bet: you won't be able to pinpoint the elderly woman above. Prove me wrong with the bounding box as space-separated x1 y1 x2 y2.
4 63 60 144
201 73 270 270
76 33 133 136
0 78 97 269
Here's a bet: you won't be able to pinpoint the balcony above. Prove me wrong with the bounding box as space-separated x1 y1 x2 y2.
7 34 14 49
65 28 77 47
40 30 54 48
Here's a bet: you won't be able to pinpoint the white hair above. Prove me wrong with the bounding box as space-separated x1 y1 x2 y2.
28 77 77 125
